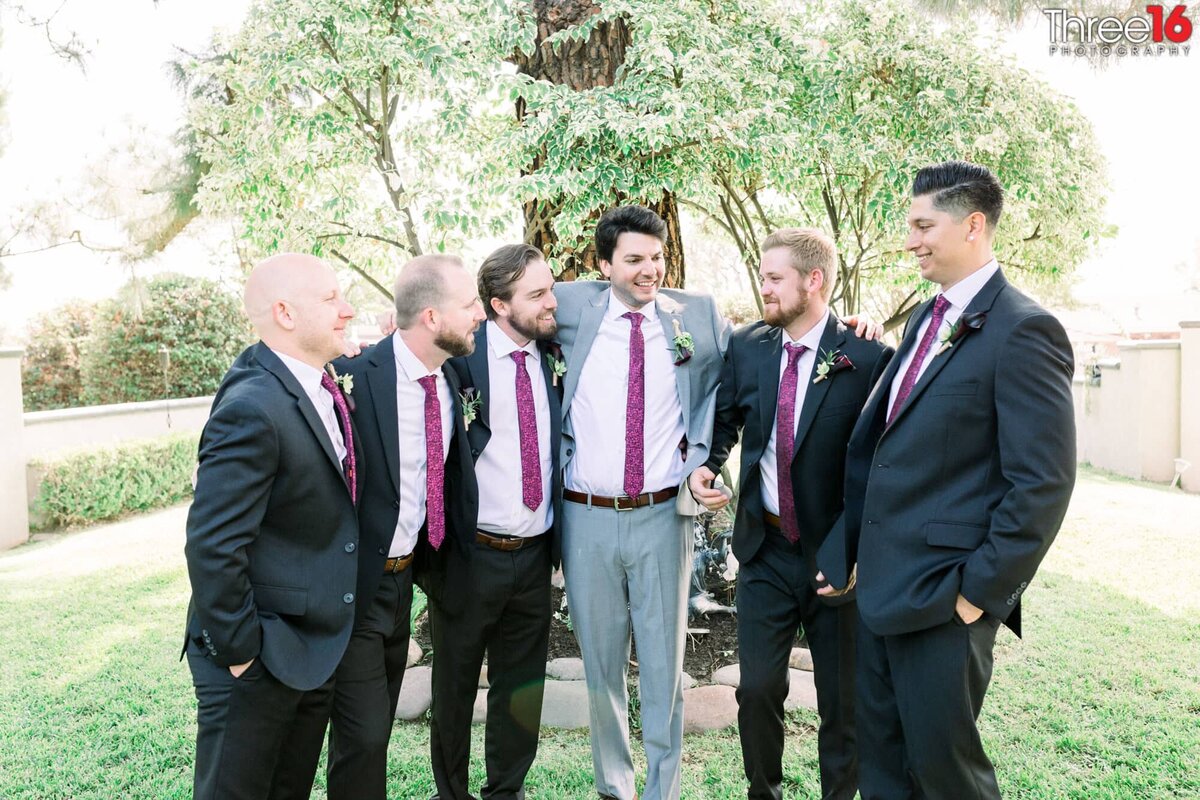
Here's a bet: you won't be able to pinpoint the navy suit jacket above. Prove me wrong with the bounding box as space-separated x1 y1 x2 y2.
184 342 361 691
819 269 1076 638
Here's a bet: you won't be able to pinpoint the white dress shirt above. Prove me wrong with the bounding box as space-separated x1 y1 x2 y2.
272 349 346 464
566 290 687 496
390 333 453 557
887 258 1000 413
760 309 829 516
475 320 554 537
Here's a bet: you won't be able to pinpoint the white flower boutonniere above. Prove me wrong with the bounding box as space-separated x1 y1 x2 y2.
671 318 695 366
459 387 481 430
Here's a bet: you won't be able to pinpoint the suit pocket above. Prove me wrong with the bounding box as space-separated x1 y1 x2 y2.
925 521 988 550
814 401 860 420
252 584 308 616
929 380 978 397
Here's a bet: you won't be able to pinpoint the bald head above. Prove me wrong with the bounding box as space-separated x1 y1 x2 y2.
244 252 354 368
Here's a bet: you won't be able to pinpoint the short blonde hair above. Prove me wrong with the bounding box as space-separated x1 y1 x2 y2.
761 227 838 302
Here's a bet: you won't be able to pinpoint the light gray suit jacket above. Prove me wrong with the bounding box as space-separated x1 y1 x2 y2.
552 281 731 493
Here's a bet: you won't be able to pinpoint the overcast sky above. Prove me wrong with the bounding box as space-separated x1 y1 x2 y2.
1 1 1197 338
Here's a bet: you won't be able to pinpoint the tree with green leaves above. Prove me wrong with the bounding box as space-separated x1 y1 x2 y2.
192 0 1109 325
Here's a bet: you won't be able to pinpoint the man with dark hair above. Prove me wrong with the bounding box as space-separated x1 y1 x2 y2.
549 204 729 800
430 243 563 800
325 254 485 800
697 227 892 800
183 253 360 800
818 160 1077 799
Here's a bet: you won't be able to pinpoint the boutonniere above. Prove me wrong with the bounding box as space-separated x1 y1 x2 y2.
936 312 988 356
459 387 482 430
812 349 855 384
544 342 567 387
326 365 356 412
671 318 694 366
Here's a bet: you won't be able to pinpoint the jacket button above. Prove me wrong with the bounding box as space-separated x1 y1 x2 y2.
378 546 387 556
345 542 356 553
471 449 480 457
393 500 400 509
876 463 888 469
343 593 355 604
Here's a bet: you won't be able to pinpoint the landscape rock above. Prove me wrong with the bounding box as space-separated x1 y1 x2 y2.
545 657 586 681
683 685 739 732
394 666 432 720
784 668 818 711
789 647 814 671
711 664 741 688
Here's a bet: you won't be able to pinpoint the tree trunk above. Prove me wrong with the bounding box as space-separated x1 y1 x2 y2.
512 0 685 287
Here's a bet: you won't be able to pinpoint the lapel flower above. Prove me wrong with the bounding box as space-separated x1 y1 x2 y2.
812 348 855 384
936 311 988 356
544 342 567 387
459 387 482 431
326 365 356 412
671 318 695 366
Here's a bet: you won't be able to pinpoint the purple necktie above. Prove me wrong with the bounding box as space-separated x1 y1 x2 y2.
511 350 542 511
621 312 645 498
888 294 951 425
776 343 807 543
417 374 445 550
319 372 356 504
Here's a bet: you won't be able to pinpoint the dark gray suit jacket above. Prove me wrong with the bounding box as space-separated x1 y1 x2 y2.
819 269 1076 638
184 342 361 691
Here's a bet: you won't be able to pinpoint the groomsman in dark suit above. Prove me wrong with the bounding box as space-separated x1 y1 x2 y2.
326 254 485 800
183 253 361 800
695 228 891 800
430 244 563 800
818 161 1077 799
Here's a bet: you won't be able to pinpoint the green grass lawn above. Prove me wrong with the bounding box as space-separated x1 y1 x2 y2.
1 469 1198 798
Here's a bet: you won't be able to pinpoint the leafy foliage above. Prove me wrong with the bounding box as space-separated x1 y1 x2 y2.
31 433 199 529
192 0 1109 324
80 274 251 405
20 301 98 412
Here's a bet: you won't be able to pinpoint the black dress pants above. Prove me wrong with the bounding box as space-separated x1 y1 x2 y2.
736 531 858 800
428 535 552 800
189 652 333 800
327 568 415 800
856 610 1002 800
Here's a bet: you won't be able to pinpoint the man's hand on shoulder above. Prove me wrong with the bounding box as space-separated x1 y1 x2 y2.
842 314 884 341
687 466 730 512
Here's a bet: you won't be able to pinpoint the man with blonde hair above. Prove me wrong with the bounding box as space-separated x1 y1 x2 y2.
183 253 361 800
326 253 486 800
695 228 891 800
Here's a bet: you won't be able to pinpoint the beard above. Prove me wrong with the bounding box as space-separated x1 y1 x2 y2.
434 327 475 357
762 292 809 329
509 308 558 342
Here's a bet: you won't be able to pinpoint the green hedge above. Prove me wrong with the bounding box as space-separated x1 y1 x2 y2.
32 433 199 529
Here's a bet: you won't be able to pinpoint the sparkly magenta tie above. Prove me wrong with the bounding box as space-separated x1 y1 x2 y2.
621 312 645 498
319 372 356 504
776 343 806 543
510 350 542 511
888 295 951 425
417 375 445 549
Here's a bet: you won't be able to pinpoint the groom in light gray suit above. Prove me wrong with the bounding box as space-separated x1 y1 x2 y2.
553 205 731 800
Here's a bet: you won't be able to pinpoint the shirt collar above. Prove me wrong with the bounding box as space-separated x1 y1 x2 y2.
605 287 660 324
486 319 537 360
942 258 999 312
271 348 326 397
392 332 439 383
781 308 830 353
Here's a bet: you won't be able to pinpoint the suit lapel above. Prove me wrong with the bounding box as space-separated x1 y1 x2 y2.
792 316 846 456
848 298 929 451
538 340 564 470
256 344 346 490
887 270 1007 431
463 327 493 456
756 326 783 445
657 294 692 424
562 288 608 416
366 335 402 493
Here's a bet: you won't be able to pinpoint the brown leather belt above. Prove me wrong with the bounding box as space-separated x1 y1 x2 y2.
764 511 782 529
475 530 545 551
562 486 679 511
383 552 414 573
